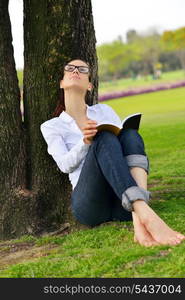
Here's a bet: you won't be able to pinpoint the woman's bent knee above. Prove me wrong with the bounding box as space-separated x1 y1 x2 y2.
119 129 142 144
119 129 146 155
94 130 117 144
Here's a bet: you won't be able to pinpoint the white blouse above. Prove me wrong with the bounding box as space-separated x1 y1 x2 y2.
40 103 122 189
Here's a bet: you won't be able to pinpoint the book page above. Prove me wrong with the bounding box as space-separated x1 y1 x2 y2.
96 124 121 136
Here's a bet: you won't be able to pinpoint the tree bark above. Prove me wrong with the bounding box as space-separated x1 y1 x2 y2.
0 0 98 239
0 0 29 239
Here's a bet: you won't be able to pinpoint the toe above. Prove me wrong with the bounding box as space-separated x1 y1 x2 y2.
175 232 185 240
142 239 153 247
168 237 181 246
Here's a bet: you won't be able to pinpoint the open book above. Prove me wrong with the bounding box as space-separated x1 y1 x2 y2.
96 113 142 136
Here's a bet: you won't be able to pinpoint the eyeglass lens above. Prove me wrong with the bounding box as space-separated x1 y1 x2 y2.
65 64 89 73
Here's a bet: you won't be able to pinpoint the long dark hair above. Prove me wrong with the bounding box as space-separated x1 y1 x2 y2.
52 58 91 118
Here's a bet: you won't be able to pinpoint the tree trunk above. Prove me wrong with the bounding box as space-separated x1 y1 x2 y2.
0 0 98 239
0 0 29 239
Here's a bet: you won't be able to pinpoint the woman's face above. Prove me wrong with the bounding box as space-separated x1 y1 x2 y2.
60 59 92 93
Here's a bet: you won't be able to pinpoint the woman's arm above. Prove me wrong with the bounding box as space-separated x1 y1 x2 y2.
40 121 90 173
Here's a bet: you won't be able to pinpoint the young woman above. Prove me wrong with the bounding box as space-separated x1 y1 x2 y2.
40 58 185 247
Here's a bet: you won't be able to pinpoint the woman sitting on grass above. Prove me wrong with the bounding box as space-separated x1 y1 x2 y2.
40 58 185 247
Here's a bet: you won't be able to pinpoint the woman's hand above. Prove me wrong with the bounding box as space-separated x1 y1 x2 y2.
81 119 98 144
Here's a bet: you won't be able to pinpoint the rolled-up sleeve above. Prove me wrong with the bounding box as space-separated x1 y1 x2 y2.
40 122 90 174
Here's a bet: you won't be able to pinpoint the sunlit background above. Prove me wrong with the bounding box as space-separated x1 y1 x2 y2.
9 0 185 71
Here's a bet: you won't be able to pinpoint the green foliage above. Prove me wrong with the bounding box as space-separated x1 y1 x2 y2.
97 27 185 80
0 87 185 278
97 40 139 80
161 27 185 70
162 27 185 51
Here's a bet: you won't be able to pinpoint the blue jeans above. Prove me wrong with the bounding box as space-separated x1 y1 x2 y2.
71 129 150 226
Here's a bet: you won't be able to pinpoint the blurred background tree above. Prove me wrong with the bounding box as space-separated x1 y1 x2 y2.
162 27 185 70
97 26 185 81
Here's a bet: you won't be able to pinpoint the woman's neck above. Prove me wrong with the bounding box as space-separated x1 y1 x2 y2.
64 90 88 126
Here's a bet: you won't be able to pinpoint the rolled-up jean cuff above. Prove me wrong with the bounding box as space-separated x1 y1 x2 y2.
122 186 151 212
126 154 150 174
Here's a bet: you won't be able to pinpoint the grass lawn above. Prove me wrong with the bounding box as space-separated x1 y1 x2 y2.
0 87 185 278
99 69 185 94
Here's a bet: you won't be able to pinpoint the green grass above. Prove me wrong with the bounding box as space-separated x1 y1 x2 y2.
99 69 185 94
17 69 23 87
0 87 185 278
107 87 185 195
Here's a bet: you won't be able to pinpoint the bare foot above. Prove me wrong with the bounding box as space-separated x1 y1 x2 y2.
132 212 159 247
133 201 185 246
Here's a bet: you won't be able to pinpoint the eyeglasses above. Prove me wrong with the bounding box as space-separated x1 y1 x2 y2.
64 64 89 74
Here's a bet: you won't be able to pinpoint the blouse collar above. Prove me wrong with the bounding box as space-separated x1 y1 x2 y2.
59 104 91 123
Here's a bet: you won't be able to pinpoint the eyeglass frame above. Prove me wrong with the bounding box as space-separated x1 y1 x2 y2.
64 64 90 74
